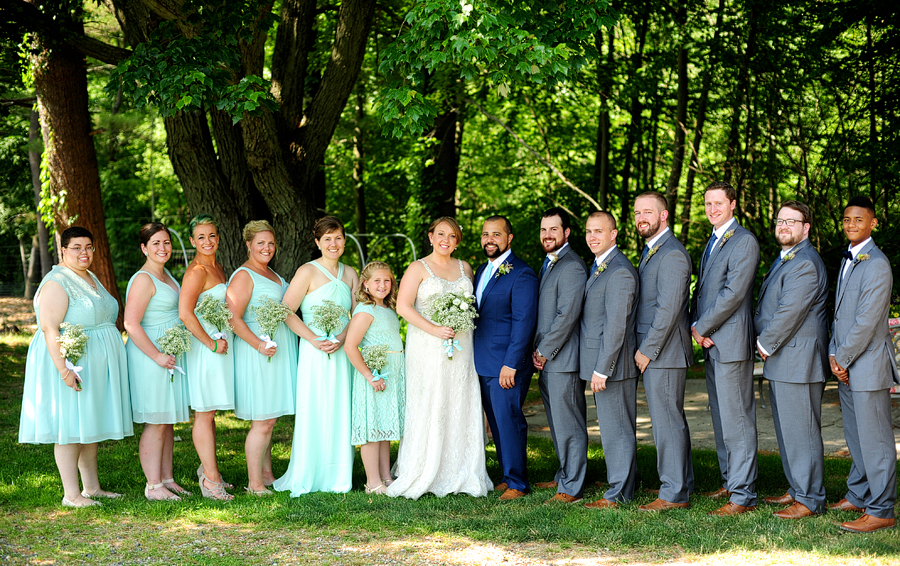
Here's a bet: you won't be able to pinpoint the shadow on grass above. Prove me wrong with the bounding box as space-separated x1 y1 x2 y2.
2 335 899 559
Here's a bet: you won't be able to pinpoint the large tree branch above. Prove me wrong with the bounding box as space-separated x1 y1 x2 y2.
465 97 602 211
6 0 131 64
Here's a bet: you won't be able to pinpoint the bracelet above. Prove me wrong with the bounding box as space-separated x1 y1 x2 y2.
258 341 263 353
61 369 71 381
213 340 218 353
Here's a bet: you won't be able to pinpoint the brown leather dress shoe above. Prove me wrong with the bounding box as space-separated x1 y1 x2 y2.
535 480 559 489
585 498 619 510
494 482 508 493
840 514 895 533
703 487 731 499
764 492 795 506
829 498 864 513
773 502 816 519
544 493 582 504
638 498 690 511
499 488 526 501
708 502 756 516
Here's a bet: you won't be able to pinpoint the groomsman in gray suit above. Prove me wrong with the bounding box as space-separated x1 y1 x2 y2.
691 181 760 516
579 211 640 509
754 201 829 519
829 195 899 533
633 192 695 511
532 207 588 504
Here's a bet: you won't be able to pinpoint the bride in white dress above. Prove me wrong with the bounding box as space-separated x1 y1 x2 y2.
386 217 492 499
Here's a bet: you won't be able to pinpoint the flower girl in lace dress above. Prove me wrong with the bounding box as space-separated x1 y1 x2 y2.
344 262 406 494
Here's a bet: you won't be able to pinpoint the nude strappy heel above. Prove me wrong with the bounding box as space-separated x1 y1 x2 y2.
197 465 233 501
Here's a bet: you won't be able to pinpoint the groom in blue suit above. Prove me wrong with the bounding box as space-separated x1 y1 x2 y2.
474 216 539 501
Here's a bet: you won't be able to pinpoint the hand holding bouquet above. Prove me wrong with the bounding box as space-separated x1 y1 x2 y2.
195 294 234 340
428 291 478 360
310 300 350 359
156 325 192 381
56 322 88 390
250 295 293 363
361 343 389 383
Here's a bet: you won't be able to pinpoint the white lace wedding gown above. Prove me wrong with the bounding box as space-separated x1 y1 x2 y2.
386 259 492 499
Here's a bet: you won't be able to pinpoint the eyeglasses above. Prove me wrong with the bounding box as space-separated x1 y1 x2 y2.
66 245 95 253
774 219 803 227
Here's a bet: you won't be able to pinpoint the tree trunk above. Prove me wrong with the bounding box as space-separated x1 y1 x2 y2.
724 7 758 189
680 0 725 244
25 235 41 299
592 29 614 210
353 88 367 260
665 3 689 221
31 24 122 324
28 108 52 278
619 5 650 239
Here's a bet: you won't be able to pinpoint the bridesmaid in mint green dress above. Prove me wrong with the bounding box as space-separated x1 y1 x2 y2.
344 262 406 495
179 214 235 501
19 227 132 508
274 216 358 495
227 221 299 495
124 223 192 501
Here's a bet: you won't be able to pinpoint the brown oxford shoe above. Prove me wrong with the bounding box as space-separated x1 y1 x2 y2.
773 502 817 519
841 514 895 533
829 498 864 513
638 498 690 511
764 492 795 506
499 488 526 501
594 481 607 489
585 498 619 510
544 493 582 505
494 482 508 493
709 502 757 516
703 487 731 500
535 481 559 489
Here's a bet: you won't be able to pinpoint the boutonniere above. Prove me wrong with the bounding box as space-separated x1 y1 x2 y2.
645 243 662 261
719 229 735 248
593 259 611 277
779 251 796 266
496 262 513 277
853 253 870 265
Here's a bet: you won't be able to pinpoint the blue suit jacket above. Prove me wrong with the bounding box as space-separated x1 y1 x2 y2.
473 250 539 377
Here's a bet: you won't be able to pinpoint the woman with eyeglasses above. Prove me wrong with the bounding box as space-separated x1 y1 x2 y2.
19 226 133 508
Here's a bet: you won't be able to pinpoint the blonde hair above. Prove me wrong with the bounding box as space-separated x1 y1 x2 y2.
243 220 277 258
357 261 398 310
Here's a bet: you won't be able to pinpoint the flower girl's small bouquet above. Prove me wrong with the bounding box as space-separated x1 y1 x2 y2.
310 299 350 359
195 294 233 340
250 295 293 363
57 322 88 389
428 290 478 360
360 344 389 381
156 325 192 381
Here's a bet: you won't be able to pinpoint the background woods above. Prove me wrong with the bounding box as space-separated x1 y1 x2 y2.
0 0 897 307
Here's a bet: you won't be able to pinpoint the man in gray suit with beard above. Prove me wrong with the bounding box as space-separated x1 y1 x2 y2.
691 181 760 516
754 201 829 520
829 195 899 533
532 207 588 504
633 192 695 511
579 211 640 509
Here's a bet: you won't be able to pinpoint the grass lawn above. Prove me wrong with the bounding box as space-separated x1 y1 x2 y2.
1 333 898 565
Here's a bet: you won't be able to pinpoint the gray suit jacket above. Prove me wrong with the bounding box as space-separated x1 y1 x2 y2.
534 244 588 372
830 240 900 391
692 221 759 363
754 239 829 384
636 230 693 368
580 248 640 382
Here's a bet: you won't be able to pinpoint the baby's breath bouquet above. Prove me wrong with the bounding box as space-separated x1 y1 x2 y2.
309 300 350 359
250 295 293 363
57 322 88 389
361 344 389 381
195 294 233 339
156 325 192 381
428 291 478 360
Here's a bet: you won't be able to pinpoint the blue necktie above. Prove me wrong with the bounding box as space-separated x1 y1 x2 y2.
540 256 551 278
640 245 649 263
704 234 718 263
590 261 600 277
480 263 494 293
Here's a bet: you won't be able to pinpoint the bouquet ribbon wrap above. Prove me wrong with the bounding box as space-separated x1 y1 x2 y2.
65 358 83 385
260 334 278 363
168 365 185 377
317 332 339 344
444 339 462 358
370 369 390 382
211 331 227 340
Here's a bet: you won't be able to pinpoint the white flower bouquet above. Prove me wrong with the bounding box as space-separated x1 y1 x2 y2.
428 290 478 360
195 294 233 339
57 322 88 389
249 295 293 363
361 343 389 381
156 324 192 381
310 300 350 359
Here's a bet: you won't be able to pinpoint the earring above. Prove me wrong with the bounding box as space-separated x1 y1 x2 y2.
365 287 369 293
143 252 148 257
